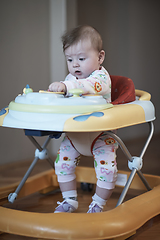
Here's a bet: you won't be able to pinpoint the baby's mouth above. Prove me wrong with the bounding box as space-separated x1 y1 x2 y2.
75 70 81 75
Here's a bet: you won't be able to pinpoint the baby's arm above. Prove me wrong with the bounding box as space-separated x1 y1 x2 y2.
48 82 67 93
64 71 111 97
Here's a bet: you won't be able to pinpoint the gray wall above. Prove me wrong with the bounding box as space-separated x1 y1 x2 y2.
0 0 159 165
0 0 50 164
77 0 160 139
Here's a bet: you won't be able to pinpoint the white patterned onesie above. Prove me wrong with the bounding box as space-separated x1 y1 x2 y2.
55 67 118 190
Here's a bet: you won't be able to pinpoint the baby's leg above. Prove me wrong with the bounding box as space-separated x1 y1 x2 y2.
88 135 118 213
54 136 80 213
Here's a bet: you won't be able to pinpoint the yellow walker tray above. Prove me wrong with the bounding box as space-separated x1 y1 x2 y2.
0 77 159 239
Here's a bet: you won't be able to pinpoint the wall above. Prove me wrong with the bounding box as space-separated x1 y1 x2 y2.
0 0 50 164
0 0 76 165
0 0 160 165
77 0 160 139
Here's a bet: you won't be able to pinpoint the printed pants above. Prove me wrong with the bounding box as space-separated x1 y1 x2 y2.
55 134 118 190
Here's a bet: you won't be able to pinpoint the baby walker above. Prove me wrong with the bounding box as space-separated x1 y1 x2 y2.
0 76 160 240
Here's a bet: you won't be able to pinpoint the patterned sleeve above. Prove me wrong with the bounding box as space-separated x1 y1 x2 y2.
63 67 111 102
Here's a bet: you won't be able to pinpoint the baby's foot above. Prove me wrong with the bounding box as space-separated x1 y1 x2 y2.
87 201 103 213
54 199 78 213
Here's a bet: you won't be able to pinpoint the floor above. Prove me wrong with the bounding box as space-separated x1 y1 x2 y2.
0 133 160 240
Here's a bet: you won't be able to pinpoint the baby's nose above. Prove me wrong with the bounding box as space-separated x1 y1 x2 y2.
73 60 80 67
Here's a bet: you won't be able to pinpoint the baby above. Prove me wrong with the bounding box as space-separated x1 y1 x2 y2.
49 25 118 213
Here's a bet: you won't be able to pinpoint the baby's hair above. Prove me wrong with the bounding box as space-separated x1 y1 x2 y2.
62 25 103 52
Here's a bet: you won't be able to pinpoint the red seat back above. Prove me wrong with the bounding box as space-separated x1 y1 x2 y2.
111 75 136 105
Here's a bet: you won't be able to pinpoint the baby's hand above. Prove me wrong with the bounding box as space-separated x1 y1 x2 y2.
48 82 66 93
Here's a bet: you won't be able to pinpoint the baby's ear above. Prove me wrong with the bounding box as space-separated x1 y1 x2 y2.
99 50 105 64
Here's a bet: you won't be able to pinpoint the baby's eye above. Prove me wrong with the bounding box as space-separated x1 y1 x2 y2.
67 59 72 62
79 58 85 61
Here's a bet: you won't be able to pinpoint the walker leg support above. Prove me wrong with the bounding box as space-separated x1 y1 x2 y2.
116 168 137 207
136 122 154 191
27 135 54 167
139 122 154 160
108 122 154 207
107 131 133 162
8 135 53 203
8 156 39 203
137 170 152 191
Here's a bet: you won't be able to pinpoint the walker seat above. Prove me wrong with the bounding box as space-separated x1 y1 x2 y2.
0 75 159 240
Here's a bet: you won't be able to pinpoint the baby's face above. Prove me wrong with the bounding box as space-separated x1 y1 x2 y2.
64 40 104 79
